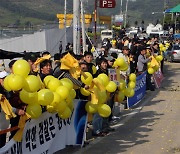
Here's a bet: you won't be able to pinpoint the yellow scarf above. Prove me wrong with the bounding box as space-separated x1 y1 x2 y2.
0 94 16 120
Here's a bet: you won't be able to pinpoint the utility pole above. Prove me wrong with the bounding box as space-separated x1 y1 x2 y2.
94 0 97 45
73 0 80 54
81 0 86 54
124 0 129 28
64 0 67 50
120 0 123 14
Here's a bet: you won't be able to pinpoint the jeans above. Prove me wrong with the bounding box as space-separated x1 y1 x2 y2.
92 113 103 134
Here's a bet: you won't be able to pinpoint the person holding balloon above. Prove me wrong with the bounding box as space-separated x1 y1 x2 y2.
137 47 154 91
0 70 25 147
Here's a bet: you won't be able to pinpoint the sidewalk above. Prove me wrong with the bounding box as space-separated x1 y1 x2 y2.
55 89 157 154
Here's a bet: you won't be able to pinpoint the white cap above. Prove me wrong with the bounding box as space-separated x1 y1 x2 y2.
0 71 8 79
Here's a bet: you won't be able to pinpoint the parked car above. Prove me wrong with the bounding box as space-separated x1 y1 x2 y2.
165 44 180 62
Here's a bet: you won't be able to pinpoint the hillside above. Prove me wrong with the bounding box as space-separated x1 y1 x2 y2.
0 0 179 27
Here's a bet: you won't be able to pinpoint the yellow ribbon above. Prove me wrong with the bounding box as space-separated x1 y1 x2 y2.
37 74 46 89
33 54 51 72
150 56 159 67
0 94 16 120
60 53 81 79
13 113 31 142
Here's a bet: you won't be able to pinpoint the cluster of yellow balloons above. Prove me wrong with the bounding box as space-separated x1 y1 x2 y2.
44 76 76 119
4 59 76 120
159 43 170 52
147 55 163 75
81 72 118 117
113 58 128 71
115 73 136 103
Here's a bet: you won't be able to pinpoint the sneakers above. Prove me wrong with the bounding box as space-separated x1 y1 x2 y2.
112 116 121 120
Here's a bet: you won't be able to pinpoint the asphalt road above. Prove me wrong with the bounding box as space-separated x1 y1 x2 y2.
71 62 180 154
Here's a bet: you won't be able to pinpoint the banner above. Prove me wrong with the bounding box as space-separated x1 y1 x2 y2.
114 15 123 26
108 68 119 85
0 100 87 154
153 69 164 88
128 72 147 108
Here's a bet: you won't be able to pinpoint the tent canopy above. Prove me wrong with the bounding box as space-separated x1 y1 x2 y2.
0 49 24 59
170 4 180 13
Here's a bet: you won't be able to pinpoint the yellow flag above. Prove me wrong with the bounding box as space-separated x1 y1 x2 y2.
60 53 81 79
150 56 159 67
13 113 31 142
0 94 16 120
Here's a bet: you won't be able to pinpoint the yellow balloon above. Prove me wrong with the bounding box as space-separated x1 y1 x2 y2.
43 75 55 87
162 47 166 52
117 92 125 102
7 74 24 91
26 104 42 119
112 60 118 68
37 89 54 106
148 68 155 74
97 73 109 87
124 88 134 97
147 62 151 68
46 105 56 113
98 91 107 104
20 89 38 105
13 59 30 77
116 58 125 67
153 65 159 72
156 55 163 62
129 73 136 82
81 72 93 85
66 96 73 105
50 92 62 108
80 88 91 96
47 78 62 92
98 104 111 118
92 65 97 75
159 43 164 48
67 101 74 111
3 75 12 91
58 107 72 119
106 81 117 93
118 79 126 91
85 101 98 113
60 78 73 90
69 89 76 99
128 81 136 89
24 75 40 92
56 86 69 100
56 100 67 113
120 63 128 71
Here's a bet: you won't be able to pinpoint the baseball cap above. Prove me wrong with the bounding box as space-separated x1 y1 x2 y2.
0 71 8 79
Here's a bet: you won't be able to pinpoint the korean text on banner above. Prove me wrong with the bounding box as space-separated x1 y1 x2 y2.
128 72 147 108
0 100 87 154
153 69 164 88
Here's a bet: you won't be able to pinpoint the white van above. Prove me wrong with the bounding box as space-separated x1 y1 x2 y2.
101 29 113 41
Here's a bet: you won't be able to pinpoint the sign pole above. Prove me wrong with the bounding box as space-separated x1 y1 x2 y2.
94 0 97 46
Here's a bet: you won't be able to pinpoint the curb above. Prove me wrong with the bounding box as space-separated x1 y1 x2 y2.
73 89 158 154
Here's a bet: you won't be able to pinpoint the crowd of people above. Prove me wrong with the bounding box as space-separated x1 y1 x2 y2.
0 29 179 148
